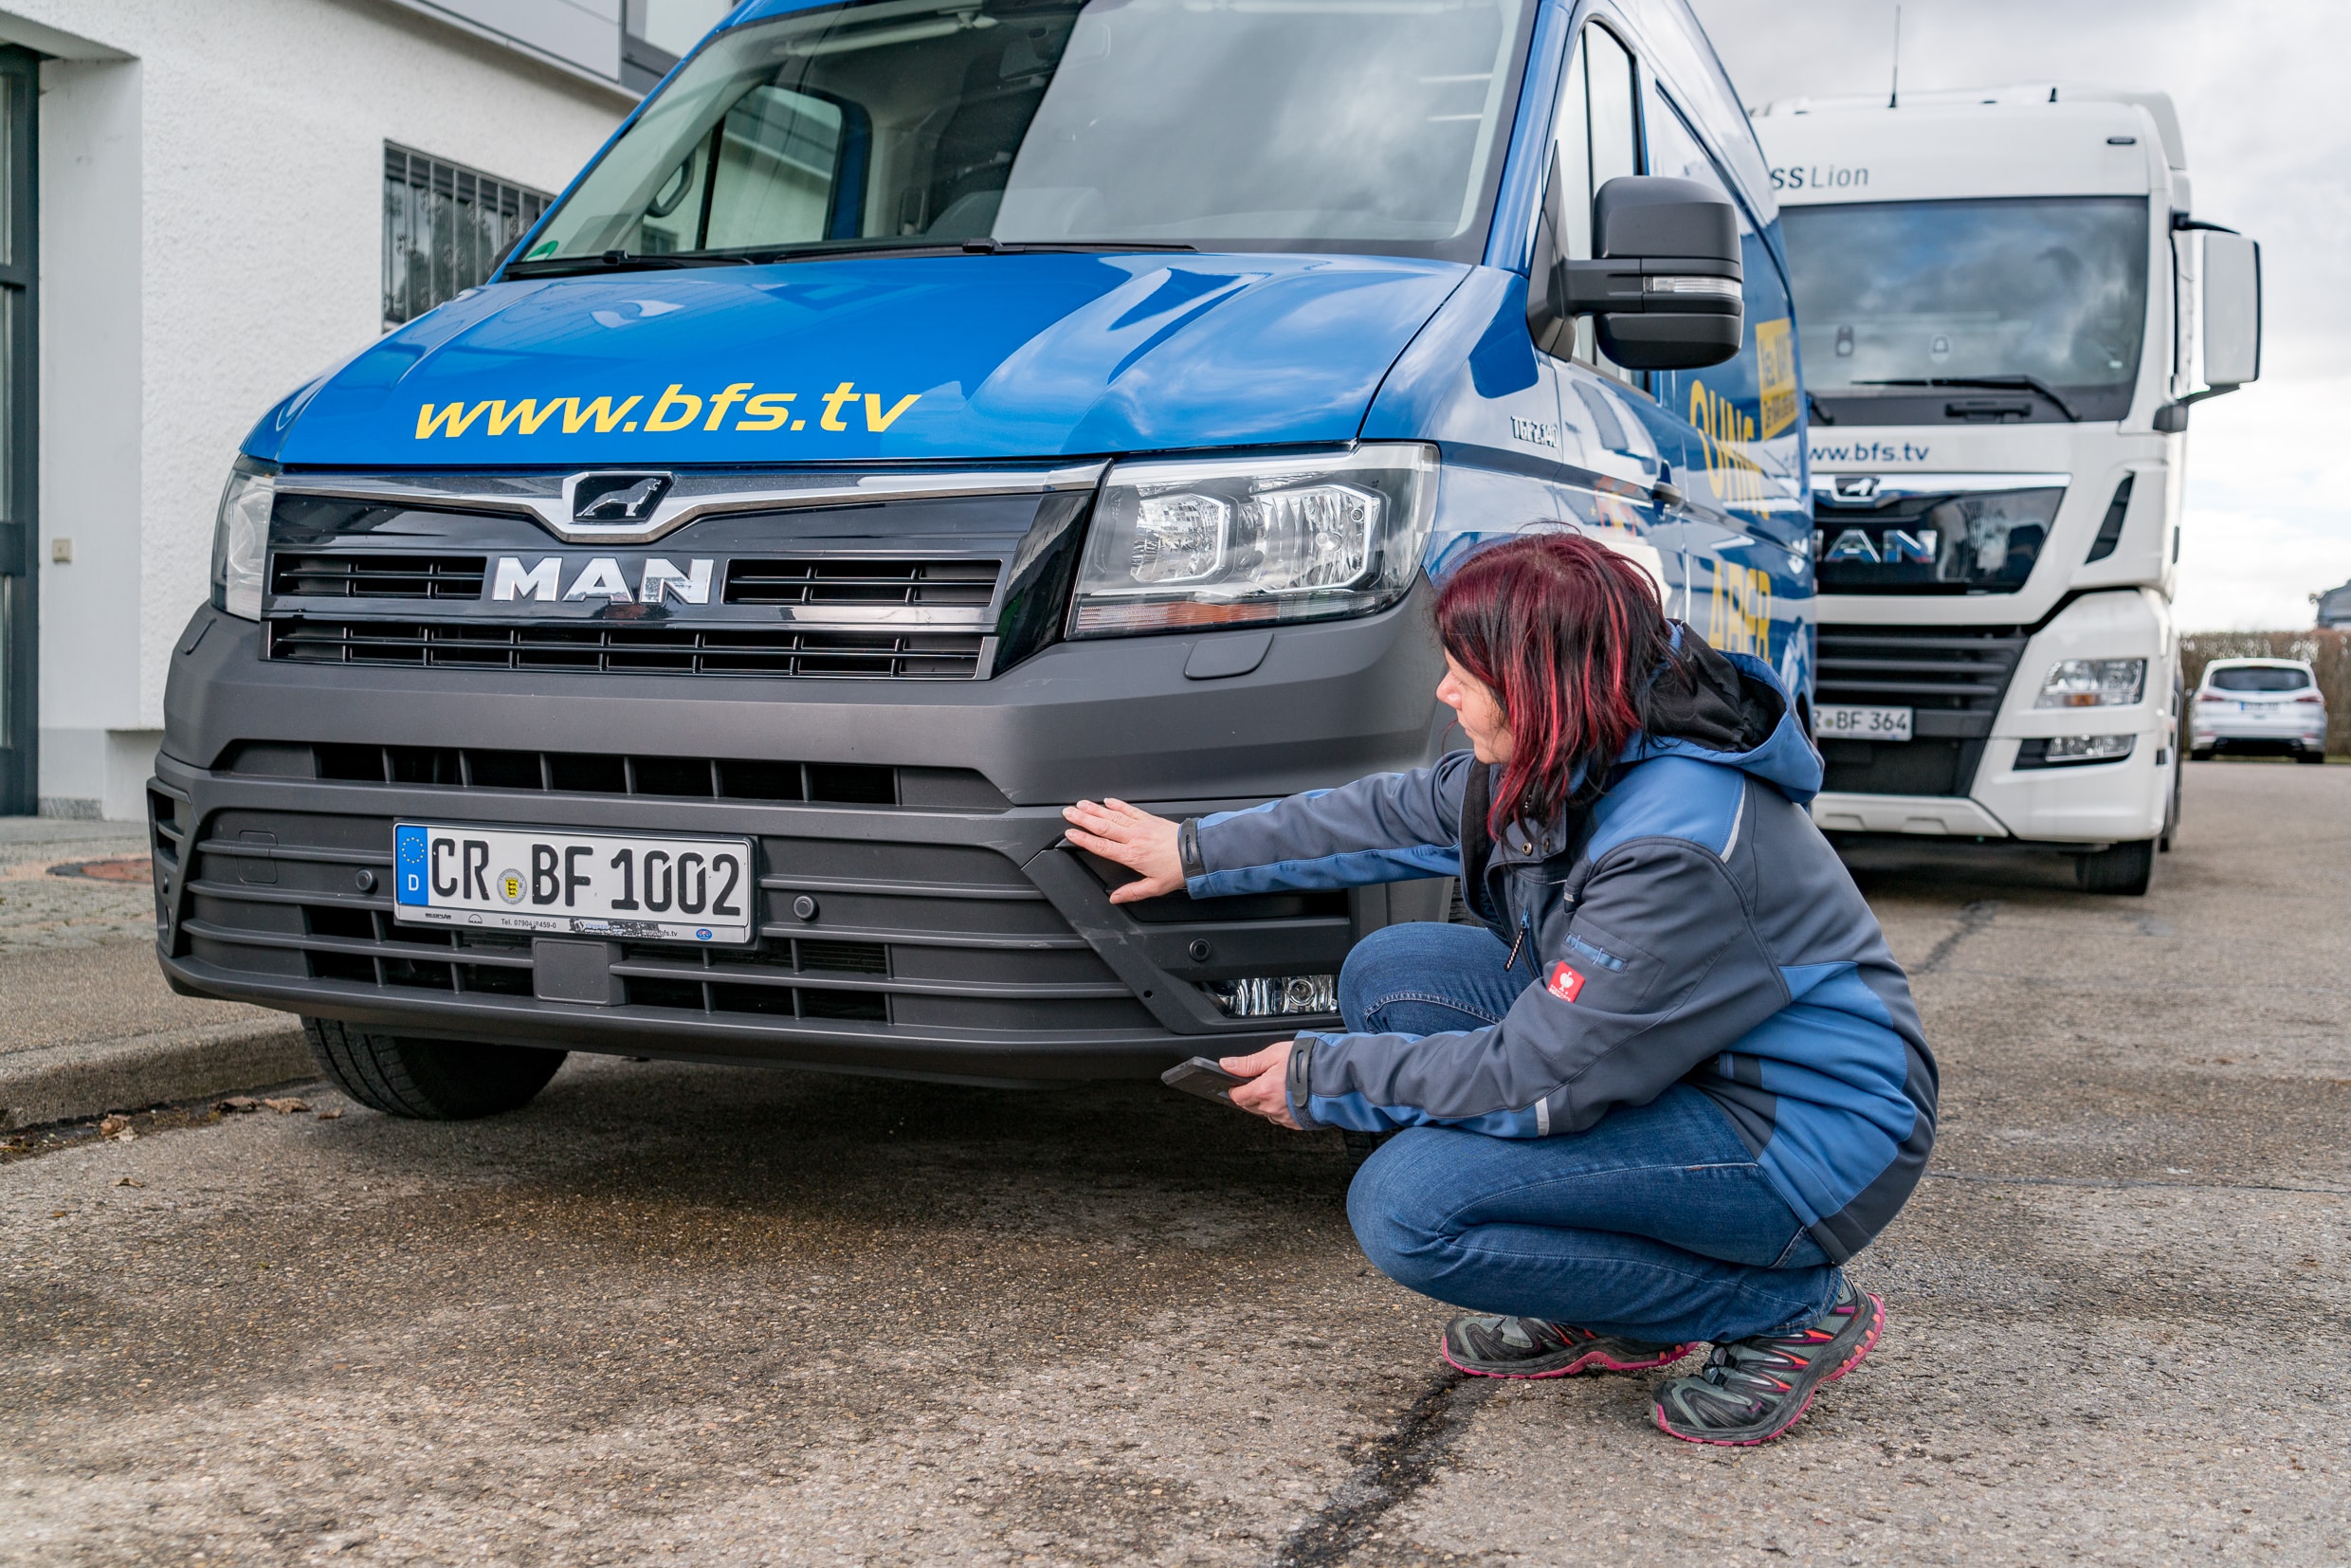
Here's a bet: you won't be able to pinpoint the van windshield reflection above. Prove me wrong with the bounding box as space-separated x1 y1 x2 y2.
519 0 1533 268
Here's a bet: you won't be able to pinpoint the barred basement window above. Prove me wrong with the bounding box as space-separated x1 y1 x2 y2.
382 145 550 327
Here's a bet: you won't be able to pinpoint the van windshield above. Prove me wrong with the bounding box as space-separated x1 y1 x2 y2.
518 0 1532 268
1781 196 2150 422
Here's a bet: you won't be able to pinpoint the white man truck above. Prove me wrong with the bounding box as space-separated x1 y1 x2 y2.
1753 83 2261 893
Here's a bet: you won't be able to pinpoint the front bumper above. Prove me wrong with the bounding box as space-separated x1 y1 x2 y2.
153 594 1449 1083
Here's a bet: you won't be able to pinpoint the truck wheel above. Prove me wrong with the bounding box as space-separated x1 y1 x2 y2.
303 1018 565 1120
2160 739 2185 851
2075 838 2156 896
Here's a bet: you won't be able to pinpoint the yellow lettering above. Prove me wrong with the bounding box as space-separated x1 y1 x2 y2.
415 401 492 439
646 384 702 432
703 382 755 431
864 392 920 432
735 392 794 431
560 394 642 435
484 398 563 437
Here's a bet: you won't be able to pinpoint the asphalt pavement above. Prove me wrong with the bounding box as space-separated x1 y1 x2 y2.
3 759 2345 1565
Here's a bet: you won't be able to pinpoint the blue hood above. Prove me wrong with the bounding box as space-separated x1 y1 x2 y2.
249 252 1467 466
1627 647 1823 806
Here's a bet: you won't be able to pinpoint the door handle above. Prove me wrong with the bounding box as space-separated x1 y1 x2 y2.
1650 480 1684 509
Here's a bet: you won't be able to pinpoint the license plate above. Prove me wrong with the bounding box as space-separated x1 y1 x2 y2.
392 825 756 943
1813 704 1914 742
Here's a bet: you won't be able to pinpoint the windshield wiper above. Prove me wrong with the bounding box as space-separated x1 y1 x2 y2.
1853 375 2082 423
504 249 756 279
740 237 1200 264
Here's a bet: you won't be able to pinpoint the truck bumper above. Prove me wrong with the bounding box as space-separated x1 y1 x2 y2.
151 594 1449 1084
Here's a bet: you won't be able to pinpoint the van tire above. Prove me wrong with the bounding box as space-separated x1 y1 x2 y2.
303 1018 565 1120
2075 838 2155 896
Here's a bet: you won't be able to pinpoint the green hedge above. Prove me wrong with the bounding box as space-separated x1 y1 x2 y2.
2179 630 2350 757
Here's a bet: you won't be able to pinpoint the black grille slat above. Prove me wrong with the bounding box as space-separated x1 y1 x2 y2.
271 554 488 600
723 558 1000 607
269 619 985 679
1814 627 2029 714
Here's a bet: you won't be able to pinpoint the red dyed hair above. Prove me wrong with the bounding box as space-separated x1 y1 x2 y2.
1433 531 1675 837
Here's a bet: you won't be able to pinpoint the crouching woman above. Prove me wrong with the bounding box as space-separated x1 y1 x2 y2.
1065 533 1936 1446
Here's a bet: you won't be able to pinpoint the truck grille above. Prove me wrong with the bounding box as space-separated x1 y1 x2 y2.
217 741 1009 810
722 558 998 607
1815 625 2029 796
271 554 488 599
267 619 988 679
163 807 1157 1035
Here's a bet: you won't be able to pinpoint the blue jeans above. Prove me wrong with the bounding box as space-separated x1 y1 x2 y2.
1335 921 1842 1345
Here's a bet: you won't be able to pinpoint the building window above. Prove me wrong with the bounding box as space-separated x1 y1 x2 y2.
622 0 738 92
382 145 551 328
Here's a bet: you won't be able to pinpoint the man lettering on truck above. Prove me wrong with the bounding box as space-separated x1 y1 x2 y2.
1068 536 1934 1446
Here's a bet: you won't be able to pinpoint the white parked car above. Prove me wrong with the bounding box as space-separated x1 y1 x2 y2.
2190 659 2329 764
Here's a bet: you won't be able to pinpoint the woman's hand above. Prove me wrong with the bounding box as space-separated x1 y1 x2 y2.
1219 1041 1299 1130
1062 798 1185 903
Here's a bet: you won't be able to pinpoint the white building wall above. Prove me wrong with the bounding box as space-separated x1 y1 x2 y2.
9 0 630 817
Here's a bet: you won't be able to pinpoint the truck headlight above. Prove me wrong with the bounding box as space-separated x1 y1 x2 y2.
2034 658 2145 708
1068 446 1437 637
210 459 276 621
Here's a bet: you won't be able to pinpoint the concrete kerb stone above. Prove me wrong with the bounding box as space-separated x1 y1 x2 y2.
0 1017 313 1130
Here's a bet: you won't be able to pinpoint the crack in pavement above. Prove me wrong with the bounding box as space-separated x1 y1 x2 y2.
1274 1369 1491 1565
1912 898 2000 975
1923 1170 2351 1196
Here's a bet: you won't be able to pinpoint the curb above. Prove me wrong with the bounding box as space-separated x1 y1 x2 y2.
0 1019 314 1131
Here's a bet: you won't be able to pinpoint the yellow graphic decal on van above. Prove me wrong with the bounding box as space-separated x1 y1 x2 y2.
1707 564 1772 658
1688 381 1769 508
1755 318 1796 440
412 383 920 439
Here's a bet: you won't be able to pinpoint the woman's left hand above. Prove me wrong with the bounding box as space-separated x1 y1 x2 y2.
1220 1041 1299 1129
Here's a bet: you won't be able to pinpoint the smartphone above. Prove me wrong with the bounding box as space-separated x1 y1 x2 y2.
1161 1056 1248 1103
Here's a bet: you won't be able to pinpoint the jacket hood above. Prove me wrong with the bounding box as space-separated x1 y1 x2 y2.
246 252 1468 467
1628 629 1824 806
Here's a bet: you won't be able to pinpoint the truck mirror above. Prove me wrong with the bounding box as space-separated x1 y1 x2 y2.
2199 230 2261 390
1533 174 1743 371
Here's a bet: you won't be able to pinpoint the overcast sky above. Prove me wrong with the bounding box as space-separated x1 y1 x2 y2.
1687 0 2350 629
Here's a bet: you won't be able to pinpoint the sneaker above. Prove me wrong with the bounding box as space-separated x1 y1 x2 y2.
1442 1315 1695 1379
1651 1279 1885 1446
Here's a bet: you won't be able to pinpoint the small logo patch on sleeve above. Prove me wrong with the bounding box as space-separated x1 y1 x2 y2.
1546 961 1585 1004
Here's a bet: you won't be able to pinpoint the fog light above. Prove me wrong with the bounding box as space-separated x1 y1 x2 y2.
1204 975 1338 1018
2015 734 2135 769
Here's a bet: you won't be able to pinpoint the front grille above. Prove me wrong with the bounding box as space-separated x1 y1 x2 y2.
723 558 999 607
217 741 1010 811
267 619 987 679
1816 625 2029 796
270 553 487 599
163 807 1157 1034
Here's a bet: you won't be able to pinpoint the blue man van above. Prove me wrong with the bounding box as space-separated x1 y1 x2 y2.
155 0 1813 1118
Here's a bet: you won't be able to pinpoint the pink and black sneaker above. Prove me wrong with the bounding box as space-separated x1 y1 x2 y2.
1442 1316 1695 1379
1651 1279 1885 1445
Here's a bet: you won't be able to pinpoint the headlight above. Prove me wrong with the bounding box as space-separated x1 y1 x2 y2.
1067 446 1438 637
2034 658 2145 708
210 460 276 621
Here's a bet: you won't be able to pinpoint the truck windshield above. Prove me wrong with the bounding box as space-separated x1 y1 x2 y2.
518 0 1531 267
1782 197 2149 421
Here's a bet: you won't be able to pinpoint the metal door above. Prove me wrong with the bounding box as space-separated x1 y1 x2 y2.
0 47 33 814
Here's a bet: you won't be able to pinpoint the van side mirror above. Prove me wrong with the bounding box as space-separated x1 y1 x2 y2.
1528 174 1743 372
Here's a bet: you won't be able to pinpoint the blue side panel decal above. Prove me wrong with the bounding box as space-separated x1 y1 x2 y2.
394 825 429 906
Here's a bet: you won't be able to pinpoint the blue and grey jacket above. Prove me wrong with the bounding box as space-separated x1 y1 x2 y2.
1177 634 1935 1264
